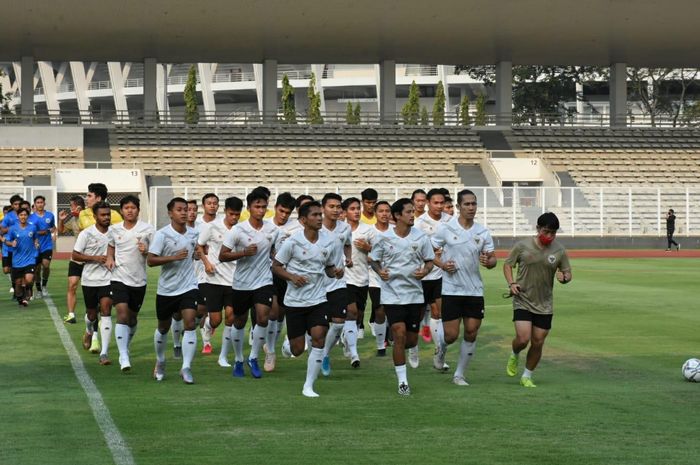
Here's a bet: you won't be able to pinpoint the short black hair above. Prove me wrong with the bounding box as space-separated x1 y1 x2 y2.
322 192 342 206
375 200 390 210
341 197 361 210
361 188 378 201
167 197 187 212
253 186 271 198
275 192 296 211
120 195 140 210
2 205 11 213
224 196 243 211
92 201 112 215
390 198 413 219
669 208 675 213
295 194 314 209
187 199 197 207
426 188 445 201
33 195 46 203
456 189 477 205
444 196 453 204
246 190 269 207
69 195 85 209
17 207 30 216
202 193 219 204
537 212 560 231
20 200 30 209
9 194 23 204
88 183 108 201
437 187 450 197
298 201 322 218
410 189 426 200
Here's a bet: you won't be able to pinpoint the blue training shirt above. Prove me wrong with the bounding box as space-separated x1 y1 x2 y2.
1 211 19 257
6 223 38 268
29 211 55 253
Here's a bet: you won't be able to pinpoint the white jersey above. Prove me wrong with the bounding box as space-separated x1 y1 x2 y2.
322 221 352 292
274 218 303 251
74 225 111 287
149 224 199 296
369 225 392 288
194 217 217 284
274 230 336 307
415 211 451 281
369 227 435 305
108 220 155 287
197 217 236 287
431 218 495 297
223 219 279 291
344 222 377 287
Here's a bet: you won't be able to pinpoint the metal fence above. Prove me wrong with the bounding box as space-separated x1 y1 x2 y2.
0 186 57 214
148 185 700 236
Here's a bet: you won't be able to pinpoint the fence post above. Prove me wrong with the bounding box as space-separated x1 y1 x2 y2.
512 187 517 237
686 187 690 236
657 188 661 236
599 188 604 237
570 188 575 237
628 187 632 237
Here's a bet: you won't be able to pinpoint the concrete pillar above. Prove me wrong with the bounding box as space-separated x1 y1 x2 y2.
262 59 278 123
20 56 34 115
143 58 157 119
609 63 627 127
495 61 512 126
379 60 396 124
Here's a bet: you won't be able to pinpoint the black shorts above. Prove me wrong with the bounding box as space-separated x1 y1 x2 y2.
155 289 200 321
231 285 274 316
11 265 35 281
285 302 329 339
82 285 112 309
369 287 381 311
347 284 369 313
200 283 234 312
442 295 485 322
3 254 12 268
68 261 84 277
326 287 350 320
273 274 288 307
110 281 147 312
37 250 53 263
513 309 553 330
422 278 442 304
384 304 422 332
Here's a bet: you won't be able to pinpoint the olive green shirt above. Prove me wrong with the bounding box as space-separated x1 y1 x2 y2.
505 238 571 315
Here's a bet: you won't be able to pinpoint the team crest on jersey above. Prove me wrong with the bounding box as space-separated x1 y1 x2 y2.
411 244 419 252
474 237 481 245
547 254 556 264
28 232 33 237
45 218 51 224
321 249 328 258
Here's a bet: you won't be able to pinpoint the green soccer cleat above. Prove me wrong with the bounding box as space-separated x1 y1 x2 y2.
89 334 101 354
520 377 537 388
506 354 519 377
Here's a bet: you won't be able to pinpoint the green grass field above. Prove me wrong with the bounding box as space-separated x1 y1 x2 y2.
1 258 698 465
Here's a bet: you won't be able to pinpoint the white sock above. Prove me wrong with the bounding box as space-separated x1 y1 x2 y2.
201 316 212 344
343 320 359 358
421 308 431 327
85 314 95 334
430 318 445 348
395 364 408 385
128 323 137 346
115 323 130 361
99 315 112 356
266 320 278 354
454 340 476 379
231 326 245 362
182 330 197 370
522 368 534 379
171 319 183 348
250 324 267 359
374 321 387 350
304 332 312 352
304 347 324 391
68 311 76 319
219 325 232 360
154 329 167 363
323 323 344 357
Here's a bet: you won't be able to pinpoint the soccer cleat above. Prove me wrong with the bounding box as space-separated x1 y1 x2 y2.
82 332 92 350
357 328 365 339
232 361 245 377
180 367 194 384
421 325 432 343
302 386 319 398
20 299 29 307
321 356 331 377
408 347 420 369
377 348 386 357
247 358 262 378
42 289 49 298
120 357 131 372
506 354 519 377
677 244 681 251
281 339 292 358
201 342 213 355
453 376 469 386
153 361 166 381
264 352 276 372
351 355 360 368
99 354 111 366
173 346 182 359
34 292 42 300
217 357 231 368
64 314 77 324
520 377 537 388
8 285 13 294
89 334 101 354
398 382 411 396
433 346 448 371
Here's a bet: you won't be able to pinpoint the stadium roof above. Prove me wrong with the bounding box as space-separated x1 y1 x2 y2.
3 0 700 67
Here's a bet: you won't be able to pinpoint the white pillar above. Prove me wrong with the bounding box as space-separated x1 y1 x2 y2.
107 62 128 121
495 61 512 126
69 62 91 122
575 81 584 116
20 56 34 115
262 59 278 123
379 60 396 124
609 63 627 127
38 61 60 118
197 63 216 118
253 63 264 113
311 64 326 113
438 65 451 115
143 58 157 119
156 64 170 118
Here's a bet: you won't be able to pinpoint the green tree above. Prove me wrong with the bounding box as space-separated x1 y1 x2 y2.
346 101 355 124
401 81 421 125
432 81 446 126
183 65 199 125
281 74 297 124
420 106 429 125
353 103 361 124
459 95 471 126
475 94 487 126
306 72 323 124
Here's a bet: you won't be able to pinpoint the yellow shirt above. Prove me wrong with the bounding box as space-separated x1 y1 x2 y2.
78 208 124 231
360 213 377 225
239 209 275 222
